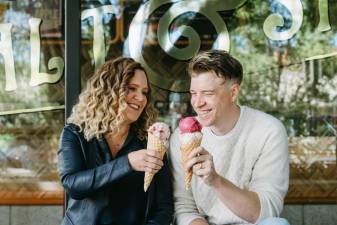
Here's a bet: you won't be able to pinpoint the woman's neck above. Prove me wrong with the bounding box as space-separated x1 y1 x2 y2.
107 123 130 139
105 124 130 158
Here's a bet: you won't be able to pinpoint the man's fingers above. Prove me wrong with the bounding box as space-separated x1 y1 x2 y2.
187 146 209 159
185 154 209 171
187 146 203 159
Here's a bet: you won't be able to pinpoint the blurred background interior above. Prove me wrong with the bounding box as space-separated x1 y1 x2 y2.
0 0 336 224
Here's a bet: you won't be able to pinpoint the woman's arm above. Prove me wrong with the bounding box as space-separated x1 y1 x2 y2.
58 126 132 200
145 154 173 225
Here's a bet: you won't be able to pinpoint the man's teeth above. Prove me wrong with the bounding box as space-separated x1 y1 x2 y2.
199 110 211 116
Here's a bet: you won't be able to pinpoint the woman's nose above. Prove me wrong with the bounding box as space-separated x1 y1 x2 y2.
134 91 145 101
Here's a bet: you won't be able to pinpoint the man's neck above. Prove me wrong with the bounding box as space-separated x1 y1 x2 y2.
210 105 241 136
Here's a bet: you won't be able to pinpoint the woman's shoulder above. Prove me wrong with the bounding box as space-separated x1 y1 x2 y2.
64 122 80 130
63 123 82 136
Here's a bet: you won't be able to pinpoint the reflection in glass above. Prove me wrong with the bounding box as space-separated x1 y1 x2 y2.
0 0 327 204
0 110 64 203
0 0 64 204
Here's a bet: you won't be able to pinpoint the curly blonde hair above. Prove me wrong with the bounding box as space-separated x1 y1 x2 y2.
67 57 156 141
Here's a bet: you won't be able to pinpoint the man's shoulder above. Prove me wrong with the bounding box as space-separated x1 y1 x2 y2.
243 106 285 132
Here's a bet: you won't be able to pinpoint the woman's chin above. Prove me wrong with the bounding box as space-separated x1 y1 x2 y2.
125 115 140 124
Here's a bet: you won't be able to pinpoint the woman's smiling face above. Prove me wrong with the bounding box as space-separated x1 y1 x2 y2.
124 69 149 124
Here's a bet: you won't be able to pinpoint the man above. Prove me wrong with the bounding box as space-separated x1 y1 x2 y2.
169 50 289 225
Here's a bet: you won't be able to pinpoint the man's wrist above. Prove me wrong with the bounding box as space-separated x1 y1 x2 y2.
210 173 223 189
189 218 209 225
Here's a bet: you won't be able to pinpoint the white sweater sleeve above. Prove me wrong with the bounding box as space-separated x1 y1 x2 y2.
169 128 205 225
248 120 289 223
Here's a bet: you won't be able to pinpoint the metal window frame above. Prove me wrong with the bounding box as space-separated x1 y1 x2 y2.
65 0 81 119
64 0 81 211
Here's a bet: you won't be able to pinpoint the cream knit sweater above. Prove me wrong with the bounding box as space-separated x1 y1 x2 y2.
169 106 289 225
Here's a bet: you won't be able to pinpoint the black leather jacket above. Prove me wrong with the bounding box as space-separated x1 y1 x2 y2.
58 124 173 225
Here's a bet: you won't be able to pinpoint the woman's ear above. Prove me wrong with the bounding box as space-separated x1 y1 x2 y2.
230 83 240 103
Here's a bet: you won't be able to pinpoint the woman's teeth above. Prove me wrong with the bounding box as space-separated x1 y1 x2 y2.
129 103 140 110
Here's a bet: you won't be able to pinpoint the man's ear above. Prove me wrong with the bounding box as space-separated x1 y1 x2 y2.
230 83 240 102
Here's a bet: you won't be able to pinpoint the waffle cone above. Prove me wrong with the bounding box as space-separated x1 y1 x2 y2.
181 137 202 190
144 133 167 192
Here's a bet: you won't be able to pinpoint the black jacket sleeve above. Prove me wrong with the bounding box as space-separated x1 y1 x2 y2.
146 154 174 225
58 126 132 200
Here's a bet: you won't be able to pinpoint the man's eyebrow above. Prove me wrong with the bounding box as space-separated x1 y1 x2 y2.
202 90 215 92
189 89 215 93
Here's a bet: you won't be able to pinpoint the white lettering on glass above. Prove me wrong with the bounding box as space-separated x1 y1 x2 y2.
0 23 17 91
317 0 331 32
29 18 64 87
0 2 333 92
263 0 303 40
81 5 120 70
157 0 247 61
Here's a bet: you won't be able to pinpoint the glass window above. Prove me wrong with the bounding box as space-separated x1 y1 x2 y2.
0 0 335 205
0 0 64 204
80 0 336 203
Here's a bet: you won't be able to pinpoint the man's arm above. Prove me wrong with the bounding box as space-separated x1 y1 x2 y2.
211 174 260 223
247 121 289 222
186 121 289 224
169 129 206 225
187 147 260 223
189 218 209 225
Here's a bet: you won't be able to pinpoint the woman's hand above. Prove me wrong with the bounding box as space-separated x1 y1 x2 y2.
128 149 164 173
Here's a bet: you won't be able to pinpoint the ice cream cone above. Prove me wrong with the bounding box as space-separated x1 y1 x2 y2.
181 136 202 190
144 133 167 192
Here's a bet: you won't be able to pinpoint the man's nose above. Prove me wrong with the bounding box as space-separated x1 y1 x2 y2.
193 95 204 108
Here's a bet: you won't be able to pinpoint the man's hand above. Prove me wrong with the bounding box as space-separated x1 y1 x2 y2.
189 218 209 225
185 146 219 186
184 146 260 223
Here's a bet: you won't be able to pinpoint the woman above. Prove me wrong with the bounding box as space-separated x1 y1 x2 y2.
58 57 173 225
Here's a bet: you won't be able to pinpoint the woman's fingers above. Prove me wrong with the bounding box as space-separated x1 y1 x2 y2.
145 151 164 167
145 166 160 174
146 149 163 159
128 149 164 173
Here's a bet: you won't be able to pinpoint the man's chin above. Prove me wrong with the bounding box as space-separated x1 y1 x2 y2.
197 117 212 127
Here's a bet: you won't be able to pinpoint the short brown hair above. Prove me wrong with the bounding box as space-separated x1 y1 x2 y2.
188 50 243 84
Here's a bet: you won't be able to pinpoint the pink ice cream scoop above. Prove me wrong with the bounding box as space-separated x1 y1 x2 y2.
144 122 170 192
148 122 171 141
179 117 202 134
178 116 203 190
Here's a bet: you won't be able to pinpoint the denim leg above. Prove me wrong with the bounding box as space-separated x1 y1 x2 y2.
257 217 290 225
